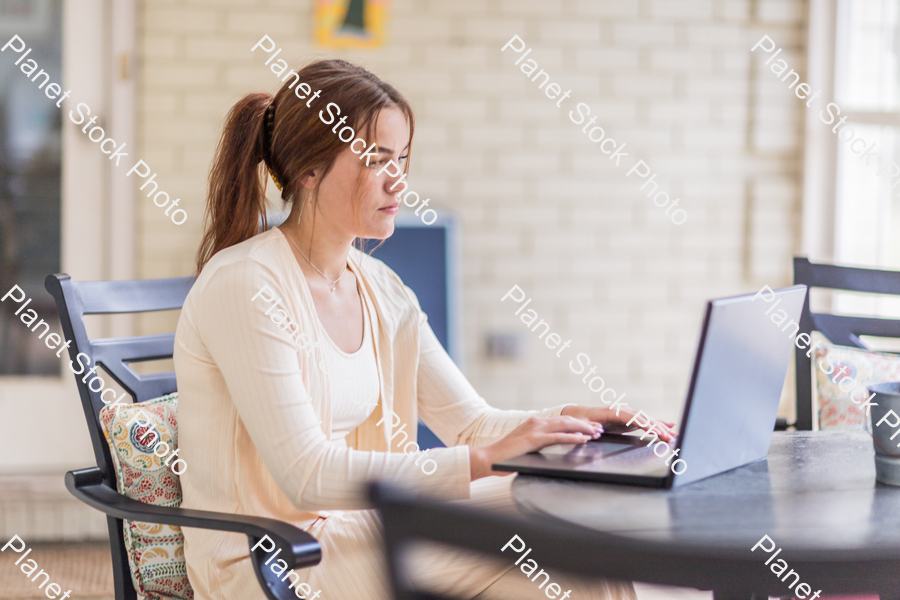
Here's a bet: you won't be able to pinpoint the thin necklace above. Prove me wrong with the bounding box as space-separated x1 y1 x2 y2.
284 232 346 292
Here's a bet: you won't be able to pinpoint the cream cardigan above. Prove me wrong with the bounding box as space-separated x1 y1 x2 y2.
174 227 568 599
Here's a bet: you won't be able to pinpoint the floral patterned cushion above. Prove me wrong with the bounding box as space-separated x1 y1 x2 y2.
99 392 193 600
813 343 900 431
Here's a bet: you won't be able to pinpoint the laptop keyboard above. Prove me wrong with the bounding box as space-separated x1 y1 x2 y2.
540 438 663 467
599 443 660 465
533 435 679 476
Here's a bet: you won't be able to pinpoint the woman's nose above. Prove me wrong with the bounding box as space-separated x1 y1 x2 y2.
384 172 407 196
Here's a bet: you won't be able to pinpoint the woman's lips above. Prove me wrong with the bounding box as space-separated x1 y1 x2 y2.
379 203 400 214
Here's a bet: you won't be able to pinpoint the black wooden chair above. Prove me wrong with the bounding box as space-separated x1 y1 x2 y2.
45 273 321 600
370 481 900 600
792 257 900 431
371 482 714 599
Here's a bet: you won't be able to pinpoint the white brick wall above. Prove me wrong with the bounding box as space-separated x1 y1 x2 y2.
137 0 805 421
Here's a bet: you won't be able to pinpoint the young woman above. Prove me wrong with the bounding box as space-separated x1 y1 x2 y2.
174 59 676 600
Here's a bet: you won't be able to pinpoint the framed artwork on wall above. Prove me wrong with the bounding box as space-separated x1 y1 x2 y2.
314 0 391 49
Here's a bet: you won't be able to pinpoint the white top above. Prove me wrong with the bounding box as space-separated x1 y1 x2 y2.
322 286 380 441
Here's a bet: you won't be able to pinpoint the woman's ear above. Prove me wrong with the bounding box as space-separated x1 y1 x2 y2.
298 168 321 191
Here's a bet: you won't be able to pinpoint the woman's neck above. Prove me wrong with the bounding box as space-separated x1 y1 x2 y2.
279 211 353 281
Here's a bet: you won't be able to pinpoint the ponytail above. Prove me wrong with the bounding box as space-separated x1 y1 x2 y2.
195 93 271 273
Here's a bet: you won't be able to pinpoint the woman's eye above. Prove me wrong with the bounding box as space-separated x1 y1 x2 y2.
367 155 407 169
369 158 395 169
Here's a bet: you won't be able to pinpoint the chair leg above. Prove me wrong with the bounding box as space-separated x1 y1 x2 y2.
0 315 8 372
107 516 138 600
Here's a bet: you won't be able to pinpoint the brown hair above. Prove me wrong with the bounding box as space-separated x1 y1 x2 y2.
195 59 415 273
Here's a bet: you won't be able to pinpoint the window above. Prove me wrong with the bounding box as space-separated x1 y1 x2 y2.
834 0 900 269
0 0 62 375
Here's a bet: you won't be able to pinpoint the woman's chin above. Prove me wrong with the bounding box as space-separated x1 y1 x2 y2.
362 218 396 240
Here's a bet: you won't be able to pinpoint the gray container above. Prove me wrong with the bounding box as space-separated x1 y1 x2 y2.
867 382 900 485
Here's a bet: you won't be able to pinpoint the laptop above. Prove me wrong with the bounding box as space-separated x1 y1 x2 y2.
493 285 808 488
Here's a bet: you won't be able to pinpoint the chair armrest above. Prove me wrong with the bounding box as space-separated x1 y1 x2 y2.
67 468 321 600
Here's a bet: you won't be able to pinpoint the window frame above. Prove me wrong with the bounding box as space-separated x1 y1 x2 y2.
0 0 136 474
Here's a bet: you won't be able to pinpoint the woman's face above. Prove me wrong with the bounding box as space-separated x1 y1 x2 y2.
305 106 410 241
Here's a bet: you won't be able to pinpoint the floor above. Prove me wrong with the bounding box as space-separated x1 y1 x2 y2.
0 542 114 599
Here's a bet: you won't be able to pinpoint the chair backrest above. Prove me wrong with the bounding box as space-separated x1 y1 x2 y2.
45 273 195 600
368 482 786 600
371 482 619 600
793 257 900 430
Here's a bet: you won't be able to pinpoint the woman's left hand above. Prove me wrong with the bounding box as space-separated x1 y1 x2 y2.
560 405 678 442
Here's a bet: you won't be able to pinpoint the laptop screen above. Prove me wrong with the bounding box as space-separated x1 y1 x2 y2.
672 286 806 486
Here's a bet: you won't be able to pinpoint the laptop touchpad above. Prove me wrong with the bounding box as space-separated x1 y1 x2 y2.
537 437 671 476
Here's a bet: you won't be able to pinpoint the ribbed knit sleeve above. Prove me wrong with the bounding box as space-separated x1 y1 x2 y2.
191 259 470 512
416 317 574 448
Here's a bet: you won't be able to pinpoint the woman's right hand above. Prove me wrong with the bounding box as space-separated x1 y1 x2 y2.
468 416 603 481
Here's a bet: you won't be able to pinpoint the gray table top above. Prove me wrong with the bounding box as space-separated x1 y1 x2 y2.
512 430 900 552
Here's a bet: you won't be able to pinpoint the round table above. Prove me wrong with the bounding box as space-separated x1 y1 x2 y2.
511 431 900 599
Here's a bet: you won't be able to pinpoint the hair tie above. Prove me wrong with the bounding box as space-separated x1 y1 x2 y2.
263 102 284 192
